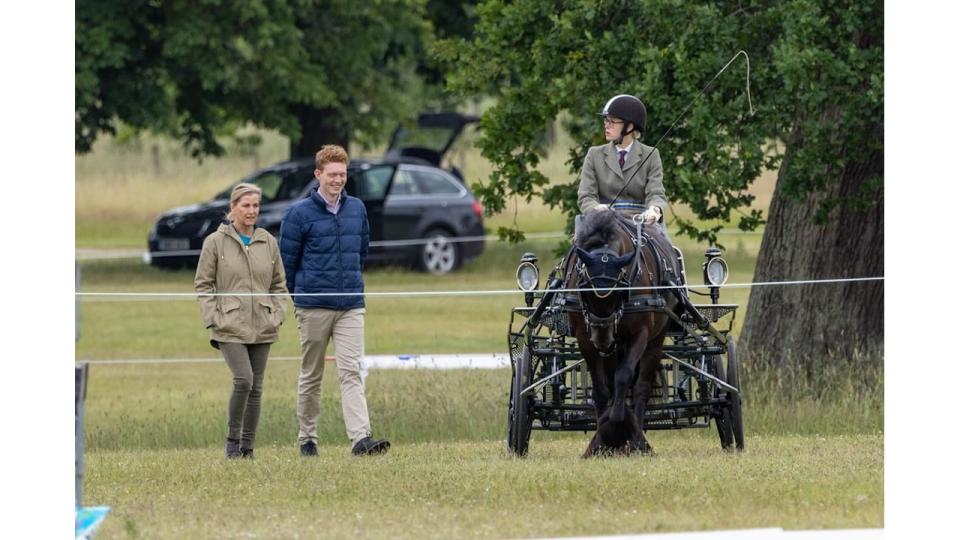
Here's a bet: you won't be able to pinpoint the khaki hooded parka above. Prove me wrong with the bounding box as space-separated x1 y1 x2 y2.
194 223 288 346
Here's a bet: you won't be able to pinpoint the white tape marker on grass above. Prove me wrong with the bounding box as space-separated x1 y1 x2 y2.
551 528 882 540
81 353 511 369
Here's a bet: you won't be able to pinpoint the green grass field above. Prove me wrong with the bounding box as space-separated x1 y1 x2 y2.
76 128 881 538
86 435 881 539
82 361 881 538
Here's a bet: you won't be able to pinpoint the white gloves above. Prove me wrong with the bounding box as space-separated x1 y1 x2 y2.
641 207 661 224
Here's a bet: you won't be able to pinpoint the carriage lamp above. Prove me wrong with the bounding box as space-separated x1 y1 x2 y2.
517 252 540 306
703 248 729 304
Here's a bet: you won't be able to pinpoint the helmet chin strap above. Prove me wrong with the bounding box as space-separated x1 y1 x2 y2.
614 124 634 147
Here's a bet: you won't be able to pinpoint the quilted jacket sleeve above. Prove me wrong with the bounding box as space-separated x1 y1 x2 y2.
360 203 370 268
279 206 303 296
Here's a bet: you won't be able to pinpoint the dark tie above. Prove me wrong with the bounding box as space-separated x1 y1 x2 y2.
618 150 627 168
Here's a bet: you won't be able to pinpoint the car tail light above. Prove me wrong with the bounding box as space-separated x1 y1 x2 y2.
472 200 483 219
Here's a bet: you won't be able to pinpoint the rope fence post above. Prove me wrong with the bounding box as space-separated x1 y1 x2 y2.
75 362 89 506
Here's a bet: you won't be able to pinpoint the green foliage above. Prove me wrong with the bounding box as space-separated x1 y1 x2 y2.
770 0 884 224
76 0 449 158
439 0 882 243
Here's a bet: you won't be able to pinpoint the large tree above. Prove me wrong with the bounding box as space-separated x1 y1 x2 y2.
76 0 441 158
439 0 882 364
737 1 883 363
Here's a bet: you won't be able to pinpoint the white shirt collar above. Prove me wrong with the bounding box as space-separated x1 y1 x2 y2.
615 140 634 154
317 187 342 213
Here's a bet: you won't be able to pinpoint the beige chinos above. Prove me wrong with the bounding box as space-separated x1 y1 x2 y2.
296 307 371 446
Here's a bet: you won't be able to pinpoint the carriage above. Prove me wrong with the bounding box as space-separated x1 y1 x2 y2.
506 234 744 456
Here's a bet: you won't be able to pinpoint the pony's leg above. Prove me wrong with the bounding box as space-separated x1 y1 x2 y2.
584 409 626 458
589 364 611 419
573 317 611 419
630 337 666 454
583 430 604 458
610 326 649 424
583 360 613 457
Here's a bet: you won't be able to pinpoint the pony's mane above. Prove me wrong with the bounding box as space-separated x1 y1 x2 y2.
575 209 622 251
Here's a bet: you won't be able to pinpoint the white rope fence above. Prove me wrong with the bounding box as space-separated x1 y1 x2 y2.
75 276 883 301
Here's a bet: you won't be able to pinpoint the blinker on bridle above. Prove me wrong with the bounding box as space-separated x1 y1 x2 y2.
577 248 632 299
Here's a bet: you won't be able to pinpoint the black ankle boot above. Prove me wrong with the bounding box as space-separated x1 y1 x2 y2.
225 438 241 458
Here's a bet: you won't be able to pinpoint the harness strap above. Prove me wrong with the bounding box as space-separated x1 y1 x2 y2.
623 294 666 311
561 293 664 313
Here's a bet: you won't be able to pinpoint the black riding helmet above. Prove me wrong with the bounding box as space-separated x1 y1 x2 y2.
599 94 647 141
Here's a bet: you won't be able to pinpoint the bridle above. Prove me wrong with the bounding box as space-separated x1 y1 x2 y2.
575 246 636 357
576 248 633 298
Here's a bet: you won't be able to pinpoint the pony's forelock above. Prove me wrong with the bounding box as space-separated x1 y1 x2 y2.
575 209 620 250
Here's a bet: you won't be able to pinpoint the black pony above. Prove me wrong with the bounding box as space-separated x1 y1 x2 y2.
565 208 683 456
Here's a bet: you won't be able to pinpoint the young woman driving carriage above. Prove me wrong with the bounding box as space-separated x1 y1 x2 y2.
577 94 669 239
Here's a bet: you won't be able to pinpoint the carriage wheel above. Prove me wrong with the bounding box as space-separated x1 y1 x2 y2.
507 347 533 456
726 338 745 451
711 355 734 450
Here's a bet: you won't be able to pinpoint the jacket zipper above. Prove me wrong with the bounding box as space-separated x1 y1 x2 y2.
230 226 257 343
335 210 343 309
246 239 255 342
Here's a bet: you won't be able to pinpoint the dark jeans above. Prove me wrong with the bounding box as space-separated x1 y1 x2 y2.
219 342 271 449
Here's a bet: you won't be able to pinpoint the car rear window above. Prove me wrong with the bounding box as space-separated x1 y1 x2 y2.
389 170 462 196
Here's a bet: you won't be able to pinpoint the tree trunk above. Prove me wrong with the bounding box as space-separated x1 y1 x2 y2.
289 106 350 159
738 133 884 366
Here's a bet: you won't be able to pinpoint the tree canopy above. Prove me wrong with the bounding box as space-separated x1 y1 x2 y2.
76 0 458 158
437 0 882 246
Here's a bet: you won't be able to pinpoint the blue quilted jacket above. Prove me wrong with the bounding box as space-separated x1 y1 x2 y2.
279 189 369 310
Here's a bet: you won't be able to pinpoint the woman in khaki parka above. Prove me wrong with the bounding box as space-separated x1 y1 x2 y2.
195 183 287 459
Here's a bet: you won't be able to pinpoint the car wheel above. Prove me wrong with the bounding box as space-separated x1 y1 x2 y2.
418 229 459 274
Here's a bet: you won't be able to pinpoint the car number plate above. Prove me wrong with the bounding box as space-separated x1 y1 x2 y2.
158 238 190 251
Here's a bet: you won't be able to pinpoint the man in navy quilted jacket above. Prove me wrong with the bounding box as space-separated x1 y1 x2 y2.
280 144 390 457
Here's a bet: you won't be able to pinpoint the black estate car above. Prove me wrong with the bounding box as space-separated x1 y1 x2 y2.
147 113 484 274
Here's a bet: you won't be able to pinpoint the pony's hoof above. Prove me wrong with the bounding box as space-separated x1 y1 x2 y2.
629 440 655 456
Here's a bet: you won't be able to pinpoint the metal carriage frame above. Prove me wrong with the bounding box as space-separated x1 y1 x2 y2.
506 248 745 456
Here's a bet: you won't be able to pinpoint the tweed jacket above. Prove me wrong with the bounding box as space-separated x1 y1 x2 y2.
195 223 288 346
577 141 668 216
